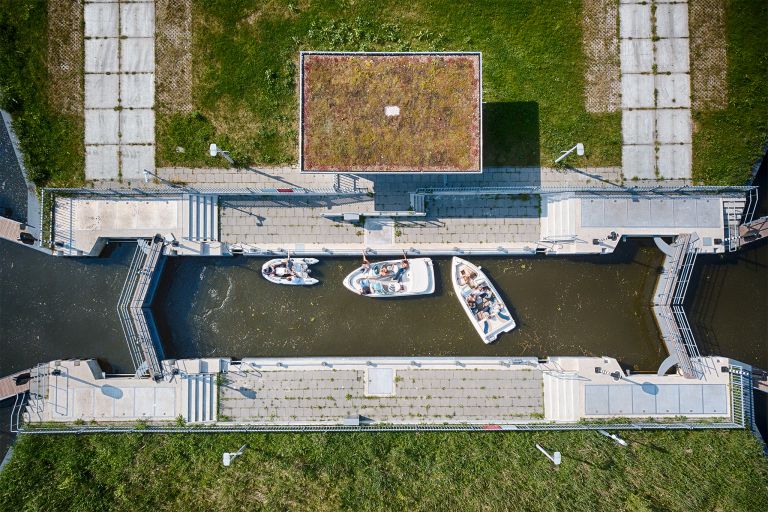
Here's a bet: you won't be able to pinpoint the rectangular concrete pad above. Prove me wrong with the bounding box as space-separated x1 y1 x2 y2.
120 74 155 108
657 144 692 179
656 109 692 144
608 385 633 415
702 385 727 414
619 4 652 38
121 145 156 177
655 73 691 108
655 38 690 73
621 74 655 108
655 3 689 38
678 385 704 414
584 385 610 415
120 109 155 144
625 198 652 226
622 110 655 144
655 385 680 414
120 3 155 38
85 3 119 37
622 144 656 179
121 38 155 72
85 39 119 73
632 385 657 414
620 39 653 74
85 145 120 180
85 109 120 144
85 74 120 109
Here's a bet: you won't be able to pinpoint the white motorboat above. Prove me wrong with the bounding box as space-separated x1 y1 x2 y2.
451 257 516 343
261 257 319 286
343 258 435 297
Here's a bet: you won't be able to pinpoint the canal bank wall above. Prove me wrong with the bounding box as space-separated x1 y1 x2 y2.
12 356 750 432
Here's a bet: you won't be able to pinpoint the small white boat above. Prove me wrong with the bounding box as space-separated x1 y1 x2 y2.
261 257 319 286
451 257 516 343
343 258 435 297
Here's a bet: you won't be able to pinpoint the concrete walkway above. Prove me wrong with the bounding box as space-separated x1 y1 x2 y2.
620 1 692 180
84 0 156 180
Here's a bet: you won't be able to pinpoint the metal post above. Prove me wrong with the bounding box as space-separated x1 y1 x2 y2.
223 444 247 466
597 429 628 446
535 443 561 465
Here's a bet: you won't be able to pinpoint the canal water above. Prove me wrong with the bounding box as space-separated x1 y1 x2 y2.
153 242 665 369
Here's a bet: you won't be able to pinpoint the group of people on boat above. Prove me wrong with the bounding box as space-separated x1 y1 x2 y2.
262 258 298 281
460 267 509 322
357 253 410 295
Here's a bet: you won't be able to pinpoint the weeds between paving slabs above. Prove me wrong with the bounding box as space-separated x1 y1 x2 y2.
0 0 84 187
159 0 621 169
1 430 767 511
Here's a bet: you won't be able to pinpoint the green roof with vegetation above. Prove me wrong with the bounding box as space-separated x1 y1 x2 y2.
1 430 766 511
300 53 481 173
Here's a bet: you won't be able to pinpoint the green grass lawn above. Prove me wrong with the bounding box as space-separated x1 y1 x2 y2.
1 430 766 511
0 1 84 187
691 0 768 185
160 0 621 169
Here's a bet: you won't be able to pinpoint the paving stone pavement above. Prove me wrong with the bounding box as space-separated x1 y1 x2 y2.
84 0 156 180
220 368 543 423
619 0 692 180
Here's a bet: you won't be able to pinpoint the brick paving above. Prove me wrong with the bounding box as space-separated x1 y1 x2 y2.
220 368 543 423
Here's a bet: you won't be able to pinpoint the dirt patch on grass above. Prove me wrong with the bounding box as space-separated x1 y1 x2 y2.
689 0 728 110
47 0 83 115
157 0 193 113
582 0 620 113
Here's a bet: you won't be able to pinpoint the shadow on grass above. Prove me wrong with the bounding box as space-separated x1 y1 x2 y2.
482 102 540 168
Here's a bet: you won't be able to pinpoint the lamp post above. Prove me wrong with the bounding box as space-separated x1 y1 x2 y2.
143 169 176 187
597 430 628 446
554 143 585 164
222 444 247 466
535 444 561 465
209 143 235 165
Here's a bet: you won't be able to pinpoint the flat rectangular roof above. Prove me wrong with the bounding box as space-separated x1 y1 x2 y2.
300 51 482 173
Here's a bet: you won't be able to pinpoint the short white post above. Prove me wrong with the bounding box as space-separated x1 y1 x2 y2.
222 444 247 467
554 143 585 164
535 443 561 465
209 143 236 164
597 430 628 446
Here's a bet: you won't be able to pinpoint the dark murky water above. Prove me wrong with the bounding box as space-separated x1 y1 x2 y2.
153 242 665 369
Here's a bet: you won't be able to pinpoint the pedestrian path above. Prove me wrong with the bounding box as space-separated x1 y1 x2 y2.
84 0 155 181
620 1 692 180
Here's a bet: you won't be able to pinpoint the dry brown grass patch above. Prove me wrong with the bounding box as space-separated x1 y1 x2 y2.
47 0 83 115
689 0 728 110
156 0 193 113
301 53 481 173
582 0 620 113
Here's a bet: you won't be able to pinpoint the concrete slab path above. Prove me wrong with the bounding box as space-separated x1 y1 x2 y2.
620 0 693 180
84 0 156 181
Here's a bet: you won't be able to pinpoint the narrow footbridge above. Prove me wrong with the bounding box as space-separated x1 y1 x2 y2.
0 370 31 401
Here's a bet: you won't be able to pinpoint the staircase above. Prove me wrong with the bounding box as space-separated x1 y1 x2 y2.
409 193 426 213
181 374 218 423
540 194 577 242
543 372 579 421
185 194 219 242
722 197 746 252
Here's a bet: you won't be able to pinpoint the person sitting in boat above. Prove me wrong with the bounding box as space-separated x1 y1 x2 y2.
392 257 409 282
359 278 372 295
459 268 478 288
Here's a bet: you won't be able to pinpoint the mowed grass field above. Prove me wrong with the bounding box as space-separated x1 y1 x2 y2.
159 0 621 168
1 430 766 511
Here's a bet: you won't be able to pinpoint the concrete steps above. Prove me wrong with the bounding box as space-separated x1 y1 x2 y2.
181 374 218 423
540 195 577 241
185 194 219 241
543 372 579 421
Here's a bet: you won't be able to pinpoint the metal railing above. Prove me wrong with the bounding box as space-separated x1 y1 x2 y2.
652 234 707 379
117 239 165 379
43 186 368 197
413 185 756 197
